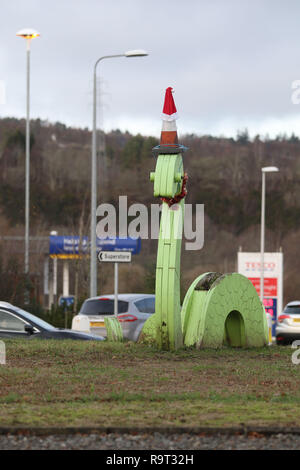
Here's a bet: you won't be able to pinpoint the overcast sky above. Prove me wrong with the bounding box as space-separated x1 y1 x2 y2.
1 0 300 138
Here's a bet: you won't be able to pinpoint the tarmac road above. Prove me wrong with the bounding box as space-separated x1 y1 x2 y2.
0 431 300 450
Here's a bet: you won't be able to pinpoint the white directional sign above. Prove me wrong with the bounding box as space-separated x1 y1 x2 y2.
98 251 132 263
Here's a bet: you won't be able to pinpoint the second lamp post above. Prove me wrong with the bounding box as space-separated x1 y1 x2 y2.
90 50 148 297
260 166 279 302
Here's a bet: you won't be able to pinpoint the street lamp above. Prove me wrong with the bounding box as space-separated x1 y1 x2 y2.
16 28 40 276
260 166 279 303
90 49 148 297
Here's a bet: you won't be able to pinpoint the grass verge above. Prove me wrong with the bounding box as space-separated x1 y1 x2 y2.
0 339 299 428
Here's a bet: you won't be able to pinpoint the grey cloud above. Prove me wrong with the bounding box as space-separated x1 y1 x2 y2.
1 0 300 137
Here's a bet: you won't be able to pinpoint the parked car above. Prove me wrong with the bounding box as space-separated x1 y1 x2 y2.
276 301 300 345
72 294 155 341
0 302 104 341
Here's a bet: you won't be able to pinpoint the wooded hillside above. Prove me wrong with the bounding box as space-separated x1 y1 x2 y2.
0 118 299 305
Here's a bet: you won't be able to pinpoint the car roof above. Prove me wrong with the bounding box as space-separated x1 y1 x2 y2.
286 301 300 306
85 293 155 302
0 301 15 309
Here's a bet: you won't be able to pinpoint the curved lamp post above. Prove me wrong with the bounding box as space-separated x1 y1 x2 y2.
260 166 279 302
16 28 40 277
90 49 148 297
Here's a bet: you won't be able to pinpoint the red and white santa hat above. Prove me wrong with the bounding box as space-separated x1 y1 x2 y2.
160 87 179 146
162 86 178 121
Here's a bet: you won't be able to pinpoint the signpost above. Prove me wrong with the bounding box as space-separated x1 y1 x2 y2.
47 236 140 315
98 250 132 317
59 295 75 328
98 252 132 263
237 252 283 337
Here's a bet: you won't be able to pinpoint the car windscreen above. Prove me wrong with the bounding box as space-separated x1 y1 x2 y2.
80 299 129 315
14 307 56 330
283 305 300 315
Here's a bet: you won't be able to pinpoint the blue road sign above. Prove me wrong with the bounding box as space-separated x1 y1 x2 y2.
263 298 278 337
49 236 141 258
59 295 75 308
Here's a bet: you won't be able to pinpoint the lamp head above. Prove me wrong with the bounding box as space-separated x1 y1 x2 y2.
262 166 279 173
125 49 148 57
16 28 40 39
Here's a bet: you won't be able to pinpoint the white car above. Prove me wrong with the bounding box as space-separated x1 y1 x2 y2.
276 301 300 345
72 294 155 342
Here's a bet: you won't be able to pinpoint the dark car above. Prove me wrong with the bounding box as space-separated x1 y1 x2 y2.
0 302 104 341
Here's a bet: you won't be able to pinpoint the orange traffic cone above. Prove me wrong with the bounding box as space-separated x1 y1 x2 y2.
160 87 179 148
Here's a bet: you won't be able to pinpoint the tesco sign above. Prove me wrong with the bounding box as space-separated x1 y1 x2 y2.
237 252 283 337
245 261 276 271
